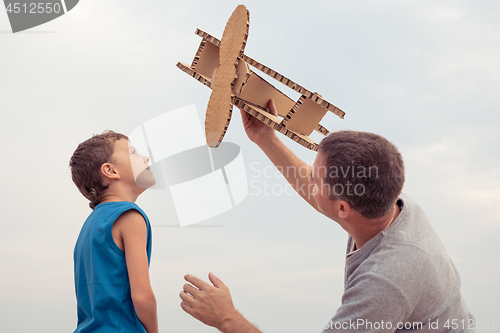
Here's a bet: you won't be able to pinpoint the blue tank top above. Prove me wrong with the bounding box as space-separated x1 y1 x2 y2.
73 201 152 333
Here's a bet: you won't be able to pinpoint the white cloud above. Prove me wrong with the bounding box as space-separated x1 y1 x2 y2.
403 124 500 234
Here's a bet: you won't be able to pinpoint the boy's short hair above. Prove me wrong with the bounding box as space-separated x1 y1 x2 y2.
318 130 405 219
69 130 129 209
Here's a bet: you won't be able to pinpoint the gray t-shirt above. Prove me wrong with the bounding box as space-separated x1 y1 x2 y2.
322 194 474 332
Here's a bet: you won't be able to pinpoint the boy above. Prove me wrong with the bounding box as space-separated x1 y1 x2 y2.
69 130 158 333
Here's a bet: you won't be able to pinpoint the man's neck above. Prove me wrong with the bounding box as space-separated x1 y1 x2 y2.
348 204 400 250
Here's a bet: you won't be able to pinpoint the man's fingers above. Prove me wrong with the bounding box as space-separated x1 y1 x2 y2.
268 99 278 116
179 290 195 303
180 300 192 309
240 108 250 123
184 274 211 290
180 300 196 316
208 272 226 289
183 283 201 297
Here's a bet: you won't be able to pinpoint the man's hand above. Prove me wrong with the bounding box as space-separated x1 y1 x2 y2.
180 273 263 333
180 272 238 329
240 99 278 147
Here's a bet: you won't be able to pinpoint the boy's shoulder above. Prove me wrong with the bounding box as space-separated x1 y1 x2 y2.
84 201 150 233
112 207 150 252
114 206 148 227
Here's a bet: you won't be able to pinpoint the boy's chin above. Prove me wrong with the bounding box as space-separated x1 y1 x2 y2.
135 170 156 189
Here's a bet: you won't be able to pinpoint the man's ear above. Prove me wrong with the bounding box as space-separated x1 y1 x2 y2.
336 200 351 220
101 162 120 181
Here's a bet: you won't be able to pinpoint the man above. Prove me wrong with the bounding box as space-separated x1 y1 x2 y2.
179 101 474 332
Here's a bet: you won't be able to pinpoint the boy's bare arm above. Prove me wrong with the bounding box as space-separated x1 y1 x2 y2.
240 100 319 211
114 211 159 333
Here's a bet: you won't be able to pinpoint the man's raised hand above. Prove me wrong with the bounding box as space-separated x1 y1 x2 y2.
240 99 278 147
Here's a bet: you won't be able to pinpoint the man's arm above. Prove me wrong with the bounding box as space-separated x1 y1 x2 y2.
240 100 319 211
180 273 262 333
114 210 159 333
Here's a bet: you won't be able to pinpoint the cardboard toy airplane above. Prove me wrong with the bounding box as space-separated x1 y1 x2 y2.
176 5 345 151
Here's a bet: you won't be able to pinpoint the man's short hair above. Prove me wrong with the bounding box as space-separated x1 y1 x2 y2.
318 130 405 219
69 130 128 209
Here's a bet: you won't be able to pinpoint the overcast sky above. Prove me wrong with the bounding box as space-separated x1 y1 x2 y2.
1 1 499 332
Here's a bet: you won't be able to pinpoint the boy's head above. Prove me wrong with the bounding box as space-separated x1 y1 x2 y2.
69 130 154 209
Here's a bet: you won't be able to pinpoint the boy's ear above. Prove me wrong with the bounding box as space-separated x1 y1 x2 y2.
101 162 120 181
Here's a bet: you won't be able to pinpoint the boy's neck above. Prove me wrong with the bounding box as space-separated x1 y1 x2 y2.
99 194 136 204
99 183 143 205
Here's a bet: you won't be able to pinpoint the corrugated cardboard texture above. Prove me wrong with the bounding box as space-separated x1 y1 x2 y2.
177 62 212 88
205 5 249 148
178 9 346 150
285 97 328 136
193 40 220 79
234 98 319 151
232 58 251 96
238 71 295 118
